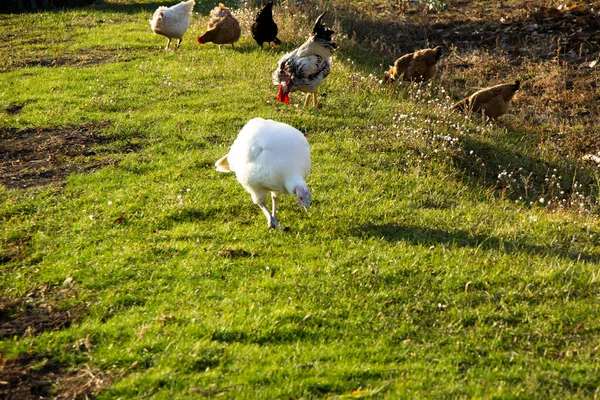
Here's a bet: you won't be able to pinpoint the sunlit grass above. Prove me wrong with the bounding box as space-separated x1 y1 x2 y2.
1 0 599 398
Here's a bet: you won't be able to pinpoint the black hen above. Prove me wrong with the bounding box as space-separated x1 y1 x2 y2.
251 1 281 47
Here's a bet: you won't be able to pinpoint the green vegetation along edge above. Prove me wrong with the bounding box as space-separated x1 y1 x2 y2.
1 0 599 398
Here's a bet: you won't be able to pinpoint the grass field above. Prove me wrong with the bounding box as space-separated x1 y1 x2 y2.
1 0 600 398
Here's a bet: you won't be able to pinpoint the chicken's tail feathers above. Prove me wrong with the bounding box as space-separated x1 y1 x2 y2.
312 11 334 38
513 80 521 91
186 0 195 13
434 46 443 61
263 1 273 12
313 11 327 30
256 1 273 19
215 155 231 172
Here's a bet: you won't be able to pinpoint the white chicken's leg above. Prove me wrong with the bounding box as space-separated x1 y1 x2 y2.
271 193 278 219
304 93 311 107
165 38 171 51
313 92 318 107
258 202 280 229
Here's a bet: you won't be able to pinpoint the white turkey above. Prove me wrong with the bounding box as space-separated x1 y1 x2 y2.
150 0 195 51
215 118 311 229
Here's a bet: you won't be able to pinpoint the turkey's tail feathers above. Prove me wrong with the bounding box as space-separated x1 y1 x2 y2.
215 155 231 172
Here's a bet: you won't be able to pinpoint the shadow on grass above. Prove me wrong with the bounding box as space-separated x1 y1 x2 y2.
454 136 599 210
354 223 600 263
211 327 319 345
165 208 223 223
199 42 260 54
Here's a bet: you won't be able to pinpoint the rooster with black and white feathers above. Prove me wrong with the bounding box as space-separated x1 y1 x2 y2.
272 12 336 107
215 118 311 229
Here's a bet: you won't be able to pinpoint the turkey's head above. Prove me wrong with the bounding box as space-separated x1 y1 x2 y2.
294 186 311 212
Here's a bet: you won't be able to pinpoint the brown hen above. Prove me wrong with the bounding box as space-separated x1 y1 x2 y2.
454 80 520 120
385 46 442 83
197 4 241 48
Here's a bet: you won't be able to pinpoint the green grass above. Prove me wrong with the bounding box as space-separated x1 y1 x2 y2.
1 1 600 398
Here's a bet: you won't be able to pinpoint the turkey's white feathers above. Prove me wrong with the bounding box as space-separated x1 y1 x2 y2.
221 118 310 195
216 118 311 227
215 155 230 172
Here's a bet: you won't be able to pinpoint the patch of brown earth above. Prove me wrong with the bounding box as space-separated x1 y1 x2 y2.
5 104 24 115
0 286 84 338
326 0 600 62
0 122 115 189
218 248 253 258
0 234 30 266
0 353 110 400
0 48 137 73
0 287 113 399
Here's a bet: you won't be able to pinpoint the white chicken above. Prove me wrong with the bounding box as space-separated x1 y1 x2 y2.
272 12 336 107
215 118 311 229
150 0 195 51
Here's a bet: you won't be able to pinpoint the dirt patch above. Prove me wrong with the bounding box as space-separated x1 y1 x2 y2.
0 235 31 267
0 353 110 400
0 287 112 399
0 301 82 338
218 248 253 258
0 122 125 189
329 0 600 63
0 48 137 73
5 104 24 115
0 286 84 338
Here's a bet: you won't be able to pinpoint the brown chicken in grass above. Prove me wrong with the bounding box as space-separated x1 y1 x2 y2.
384 46 442 83
454 80 520 120
197 3 241 48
